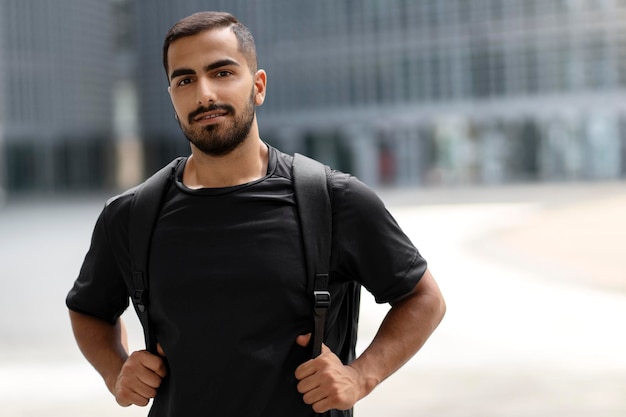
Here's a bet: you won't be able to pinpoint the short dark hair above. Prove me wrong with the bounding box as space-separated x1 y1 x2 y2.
162 11 257 80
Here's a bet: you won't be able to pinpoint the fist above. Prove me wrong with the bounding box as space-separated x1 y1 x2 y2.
114 344 168 407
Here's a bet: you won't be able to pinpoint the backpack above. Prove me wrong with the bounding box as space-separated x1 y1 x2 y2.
126 153 360 416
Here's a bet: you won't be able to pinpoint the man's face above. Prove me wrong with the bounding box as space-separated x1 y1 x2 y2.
167 28 266 156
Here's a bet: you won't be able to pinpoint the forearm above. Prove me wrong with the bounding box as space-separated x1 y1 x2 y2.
350 269 446 397
68 310 129 394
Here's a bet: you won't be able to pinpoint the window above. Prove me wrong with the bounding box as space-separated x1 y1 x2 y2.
491 0 505 20
491 49 506 95
470 45 490 98
523 45 540 93
457 0 471 24
585 37 608 89
617 37 626 87
523 0 537 18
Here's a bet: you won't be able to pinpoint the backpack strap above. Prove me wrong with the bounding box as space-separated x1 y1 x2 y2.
129 157 185 353
292 153 332 359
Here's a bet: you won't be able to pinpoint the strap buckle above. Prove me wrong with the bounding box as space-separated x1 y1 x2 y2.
314 290 331 309
132 289 146 312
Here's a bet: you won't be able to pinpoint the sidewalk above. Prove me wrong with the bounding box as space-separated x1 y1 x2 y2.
357 180 626 417
489 192 626 292
378 180 626 291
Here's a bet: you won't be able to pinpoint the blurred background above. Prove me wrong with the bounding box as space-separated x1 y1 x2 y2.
0 1 625 416
2 0 626 196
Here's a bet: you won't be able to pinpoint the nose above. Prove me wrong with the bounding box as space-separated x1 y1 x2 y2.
196 78 217 105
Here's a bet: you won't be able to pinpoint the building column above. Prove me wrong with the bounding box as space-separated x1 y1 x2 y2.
341 125 378 186
395 126 423 186
586 112 621 180
0 125 5 202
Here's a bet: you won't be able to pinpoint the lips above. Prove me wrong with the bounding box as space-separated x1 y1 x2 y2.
194 110 228 122
188 104 235 125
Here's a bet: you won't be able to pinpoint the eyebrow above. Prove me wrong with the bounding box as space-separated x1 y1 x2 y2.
169 59 241 81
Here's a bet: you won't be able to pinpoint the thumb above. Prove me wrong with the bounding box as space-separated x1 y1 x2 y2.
156 342 166 357
295 333 311 347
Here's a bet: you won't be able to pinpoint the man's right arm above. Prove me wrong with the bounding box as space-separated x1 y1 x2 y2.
68 310 167 407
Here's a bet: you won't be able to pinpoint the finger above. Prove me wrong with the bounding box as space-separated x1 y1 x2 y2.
138 351 168 378
296 370 322 394
295 333 311 347
129 376 159 401
301 385 327 406
156 342 166 357
311 397 333 414
115 372 155 407
120 352 165 392
136 366 164 389
294 359 316 381
116 388 151 407
299 383 333 414
295 341 338 381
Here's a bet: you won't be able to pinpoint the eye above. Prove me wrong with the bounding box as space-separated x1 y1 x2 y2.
215 70 233 78
176 78 193 87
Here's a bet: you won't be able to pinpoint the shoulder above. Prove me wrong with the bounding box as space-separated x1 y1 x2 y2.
328 170 386 216
103 156 184 221
279 148 385 214
102 184 138 224
275 147 384 212
270 146 295 180
105 184 140 209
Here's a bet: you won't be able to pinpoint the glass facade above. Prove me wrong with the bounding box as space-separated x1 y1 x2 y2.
0 0 115 192
2 0 626 192
134 0 626 185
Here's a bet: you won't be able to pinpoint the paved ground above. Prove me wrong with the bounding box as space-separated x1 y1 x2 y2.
0 181 625 416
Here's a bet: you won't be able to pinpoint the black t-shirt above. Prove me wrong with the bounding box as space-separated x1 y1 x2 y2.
67 145 427 416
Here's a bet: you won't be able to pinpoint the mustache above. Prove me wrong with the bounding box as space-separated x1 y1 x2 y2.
188 103 235 124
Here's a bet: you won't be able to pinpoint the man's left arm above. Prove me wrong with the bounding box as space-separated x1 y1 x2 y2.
295 268 445 413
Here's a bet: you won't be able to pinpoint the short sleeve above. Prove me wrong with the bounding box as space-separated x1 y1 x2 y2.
329 174 427 304
66 200 131 324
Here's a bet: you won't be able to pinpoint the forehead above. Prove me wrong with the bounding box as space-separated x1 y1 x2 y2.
167 27 244 71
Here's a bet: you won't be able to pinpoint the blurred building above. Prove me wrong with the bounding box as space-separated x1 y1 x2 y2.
0 0 115 193
3 1 626 193
134 0 626 186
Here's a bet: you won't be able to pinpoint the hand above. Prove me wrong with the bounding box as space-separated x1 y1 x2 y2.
113 343 168 407
294 334 363 413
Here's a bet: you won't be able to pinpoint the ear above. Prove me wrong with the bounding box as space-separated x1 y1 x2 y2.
168 86 179 120
253 70 267 106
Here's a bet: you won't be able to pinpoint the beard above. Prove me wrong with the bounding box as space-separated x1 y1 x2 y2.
179 88 256 157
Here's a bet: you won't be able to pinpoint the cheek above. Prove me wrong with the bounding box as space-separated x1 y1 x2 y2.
170 96 189 117
170 86 192 105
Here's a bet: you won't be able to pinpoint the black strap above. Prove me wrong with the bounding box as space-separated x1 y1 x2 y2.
292 153 332 359
128 153 339 415
129 157 184 353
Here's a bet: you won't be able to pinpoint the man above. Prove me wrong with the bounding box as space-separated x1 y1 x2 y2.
67 11 445 416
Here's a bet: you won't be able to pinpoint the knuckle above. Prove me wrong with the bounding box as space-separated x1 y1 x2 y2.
137 397 150 407
128 350 143 360
115 391 132 406
146 387 158 399
157 362 169 376
320 368 336 380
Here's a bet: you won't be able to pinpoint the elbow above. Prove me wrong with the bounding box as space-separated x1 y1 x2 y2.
434 291 446 326
427 274 446 327
419 273 446 330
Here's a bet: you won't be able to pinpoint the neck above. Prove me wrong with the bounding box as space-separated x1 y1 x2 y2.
183 134 269 189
